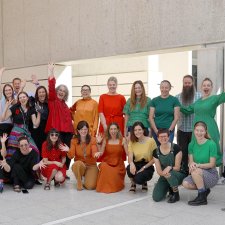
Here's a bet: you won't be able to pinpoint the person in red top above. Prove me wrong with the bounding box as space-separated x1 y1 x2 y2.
45 63 74 174
98 76 126 136
41 128 67 190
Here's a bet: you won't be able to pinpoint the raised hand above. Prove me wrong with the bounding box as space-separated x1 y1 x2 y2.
48 62 55 79
0 133 8 143
31 74 39 85
59 143 69 152
0 67 5 76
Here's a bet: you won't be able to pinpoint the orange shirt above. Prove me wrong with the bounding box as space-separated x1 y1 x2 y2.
70 98 99 136
67 137 97 166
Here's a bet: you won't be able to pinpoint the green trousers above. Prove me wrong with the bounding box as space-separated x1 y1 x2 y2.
152 170 186 202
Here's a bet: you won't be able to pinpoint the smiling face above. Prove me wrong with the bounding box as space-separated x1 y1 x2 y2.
19 139 30 155
109 124 118 138
107 81 117 94
157 133 169 145
160 82 171 97
50 132 59 144
57 85 67 100
81 86 91 99
201 80 213 98
194 124 207 142
37 87 47 103
4 85 13 100
18 93 28 106
133 125 144 139
134 83 143 98
78 126 89 138
12 79 21 93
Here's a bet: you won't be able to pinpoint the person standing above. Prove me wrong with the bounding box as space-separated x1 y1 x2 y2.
176 75 201 171
70 85 98 137
98 76 126 136
45 63 74 174
149 80 180 146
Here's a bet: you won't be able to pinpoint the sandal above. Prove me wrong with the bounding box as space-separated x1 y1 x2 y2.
129 183 136 192
44 183 50 190
13 185 21 193
142 182 148 192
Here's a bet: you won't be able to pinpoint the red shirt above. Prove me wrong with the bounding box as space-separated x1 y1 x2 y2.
42 141 67 162
45 77 74 133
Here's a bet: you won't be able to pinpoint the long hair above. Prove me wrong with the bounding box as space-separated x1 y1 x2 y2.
130 80 147 110
130 121 148 142
46 128 61 150
76 121 91 145
194 121 210 139
17 91 30 108
35 86 48 104
3 84 14 100
105 122 122 140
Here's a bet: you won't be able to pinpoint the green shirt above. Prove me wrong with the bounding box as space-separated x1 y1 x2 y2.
188 139 217 164
123 97 151 128
150 95 180 129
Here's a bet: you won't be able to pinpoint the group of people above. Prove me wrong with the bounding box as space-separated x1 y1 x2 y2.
0 63 224 206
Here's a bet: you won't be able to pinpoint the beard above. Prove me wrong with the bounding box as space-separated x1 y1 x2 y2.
181 85 195 105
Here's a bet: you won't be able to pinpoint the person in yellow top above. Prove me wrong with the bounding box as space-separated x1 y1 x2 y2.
126 121 157 193
70 85 99 136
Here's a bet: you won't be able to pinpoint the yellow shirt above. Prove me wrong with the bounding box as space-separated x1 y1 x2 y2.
128 137 157 162
70 98 99 136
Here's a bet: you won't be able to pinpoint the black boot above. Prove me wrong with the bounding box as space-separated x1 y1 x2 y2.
167 191 180 203
188 191 207 206
206 188 211 197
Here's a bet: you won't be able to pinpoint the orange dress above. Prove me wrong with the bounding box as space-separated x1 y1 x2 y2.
96 139 126 193
98 94 126 136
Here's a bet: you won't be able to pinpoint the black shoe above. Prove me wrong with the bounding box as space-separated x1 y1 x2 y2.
167 191 180 203
167 187 173 198
142 182 148 192
206 188 211 197
65 175 70 180
35 180 42 185
129 183 136 193
188 191 207 206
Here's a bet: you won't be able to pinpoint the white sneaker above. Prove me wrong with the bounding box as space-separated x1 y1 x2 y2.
217 177 225 185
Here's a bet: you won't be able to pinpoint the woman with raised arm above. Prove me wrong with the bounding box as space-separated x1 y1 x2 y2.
181 78 225 167
182 121 219 206
95 122 128 193
1 91 41 159
45 63 74 174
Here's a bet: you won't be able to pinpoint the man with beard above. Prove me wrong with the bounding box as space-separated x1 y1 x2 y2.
176 75 201 171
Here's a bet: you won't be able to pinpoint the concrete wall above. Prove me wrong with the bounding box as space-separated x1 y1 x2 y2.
1 0 225 68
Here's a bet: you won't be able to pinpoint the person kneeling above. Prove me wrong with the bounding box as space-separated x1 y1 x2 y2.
152 129 187 203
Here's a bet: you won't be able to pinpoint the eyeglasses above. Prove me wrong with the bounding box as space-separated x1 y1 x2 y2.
50 133 59 137
81 89 90 92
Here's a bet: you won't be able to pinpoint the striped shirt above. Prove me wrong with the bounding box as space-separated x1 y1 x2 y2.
176 92 201 132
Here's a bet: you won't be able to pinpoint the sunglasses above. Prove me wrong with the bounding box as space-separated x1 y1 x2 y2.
50 133 59 137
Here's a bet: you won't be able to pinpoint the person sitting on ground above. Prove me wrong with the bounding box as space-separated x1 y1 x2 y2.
41 128 67 190
182 121 219 206
152 129 187 203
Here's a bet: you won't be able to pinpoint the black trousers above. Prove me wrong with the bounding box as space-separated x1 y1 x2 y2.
126 161 154 185
60 132 73 169
177 130 192 172
11 164 35 189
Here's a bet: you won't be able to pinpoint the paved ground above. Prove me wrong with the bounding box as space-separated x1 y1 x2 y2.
0 170 225 225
